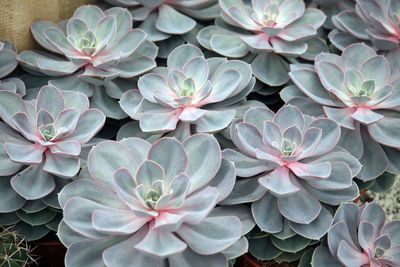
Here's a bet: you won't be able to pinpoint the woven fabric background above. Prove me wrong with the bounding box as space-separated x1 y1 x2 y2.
0 0 96 52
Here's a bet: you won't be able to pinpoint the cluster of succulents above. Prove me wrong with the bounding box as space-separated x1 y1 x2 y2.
0 0 399 266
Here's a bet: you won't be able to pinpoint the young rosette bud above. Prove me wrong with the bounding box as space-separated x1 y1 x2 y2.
197 0 326 87
312 203 400 267
284 43 400 181
330 0 400 51
0 85 105 211
58 134 255 267
17 5 158 119
103 0 219 42
222 105 361 241
119 44 255 140
0 42 18 79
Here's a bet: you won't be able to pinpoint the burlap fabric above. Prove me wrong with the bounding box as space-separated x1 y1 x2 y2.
0 0 96 52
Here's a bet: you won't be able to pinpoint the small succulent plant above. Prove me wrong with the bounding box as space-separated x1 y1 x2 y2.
103 0 219 42
284 43 400 181
330 0 400 51
18 5 158 119
0 85 105 200
312 203 400 267
0 42 18 79
58 134 254 267
222 105 361 243
0 227 35 267
0 85 105 240
119 44 255 140
197 0 327 88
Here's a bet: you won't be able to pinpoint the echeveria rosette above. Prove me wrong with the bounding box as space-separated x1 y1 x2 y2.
330 0 400 51
285 43 400 181
102 0 219 41
222 105 361 242
312 203 400 267
17 5 158 119
197 0 327 87
119 44 255 140
58 134 255 267
0 85 105 203
0 42 18 79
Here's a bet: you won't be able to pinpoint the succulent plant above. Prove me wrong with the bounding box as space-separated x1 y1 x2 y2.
102 0 219 41
197 0 327 88
0 227 35 267
312 203 400 267
0 85 105 239
330 0 400 51
0 42 18 79
58 134 255 267
119 44 255 140
18 5 158 119
283 43 400 181
222 105 361 242
0 78 25 97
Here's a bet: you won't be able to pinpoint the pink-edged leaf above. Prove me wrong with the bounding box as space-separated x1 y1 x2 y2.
43 152 80 178
179 107 206 122
258 166 300 196
11 165 55 200
65 109 105 144
351 108 384 125
5 143 45 164
92 208 152 234
288 161 331 179
12 113 38 142
135 228 187 258
177 216 242 255
49 140 81 156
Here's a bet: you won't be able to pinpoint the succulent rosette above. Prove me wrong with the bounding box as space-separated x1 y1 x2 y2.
18 5 158 119
119 44 255 140
0 41 18 79
222 105 361 241
283 43 400 181
312 203 400 267
58 134 254 267
0 85 105 239
330 0 400 51
197 0 327 88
